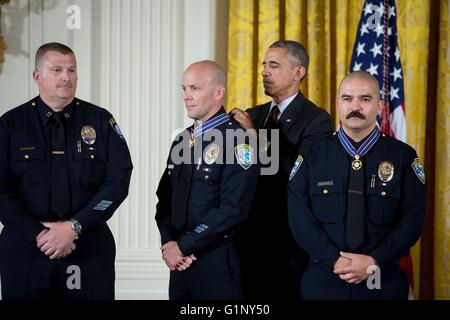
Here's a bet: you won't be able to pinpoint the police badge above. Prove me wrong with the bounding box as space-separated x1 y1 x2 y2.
289 155 303 180
204 144 220 164
234 144 254 170
378 161 394 182
81 125 96 145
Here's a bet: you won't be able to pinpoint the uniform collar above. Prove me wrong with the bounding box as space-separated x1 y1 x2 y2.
192 107 230 137
343 130 370 150
337 126 380 158
36 96 75 126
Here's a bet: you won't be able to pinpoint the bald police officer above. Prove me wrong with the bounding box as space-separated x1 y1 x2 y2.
155 60 258 299
0 42 133 299
288 71 426 299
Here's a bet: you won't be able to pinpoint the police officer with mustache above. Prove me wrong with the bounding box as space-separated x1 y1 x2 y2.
288 71 426 299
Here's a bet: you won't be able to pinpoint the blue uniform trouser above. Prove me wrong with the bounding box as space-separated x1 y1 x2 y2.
0 224 115 300
169 238 243 300
300 259 409 300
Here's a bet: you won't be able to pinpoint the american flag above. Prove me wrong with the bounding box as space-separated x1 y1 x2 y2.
350 0 406 142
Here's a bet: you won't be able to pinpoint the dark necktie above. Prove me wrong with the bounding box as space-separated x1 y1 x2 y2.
263 105 280 129
345 159 365 249
51 113 70 218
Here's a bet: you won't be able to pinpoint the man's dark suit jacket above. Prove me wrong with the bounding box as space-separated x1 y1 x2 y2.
236 91 333 300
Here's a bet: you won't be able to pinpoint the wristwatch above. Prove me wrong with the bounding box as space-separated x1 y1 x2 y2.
70 218 82 235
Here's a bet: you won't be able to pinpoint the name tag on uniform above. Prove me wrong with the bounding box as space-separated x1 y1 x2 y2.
19 146 36 151
317 181 334 187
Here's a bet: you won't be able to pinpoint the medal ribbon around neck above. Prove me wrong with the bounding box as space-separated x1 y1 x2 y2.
337 127 380 170
189 113 230 147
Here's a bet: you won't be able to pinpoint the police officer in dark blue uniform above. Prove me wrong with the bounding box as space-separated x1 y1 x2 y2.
288 71 426 299
0 42 133 299
155 60 258 300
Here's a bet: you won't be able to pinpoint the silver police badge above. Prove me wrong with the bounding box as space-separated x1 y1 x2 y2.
412 158 426 185
204 144 220 165
81 125 96 145
234 144 254 170
378 161 394 182
289 155 304 180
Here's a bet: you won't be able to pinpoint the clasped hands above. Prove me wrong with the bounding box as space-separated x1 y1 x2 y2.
161 241 197 272
36 221 78 260
333 251 378 285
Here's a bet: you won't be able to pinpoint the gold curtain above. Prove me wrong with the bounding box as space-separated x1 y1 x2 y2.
434 0 450 300
227 0 449 299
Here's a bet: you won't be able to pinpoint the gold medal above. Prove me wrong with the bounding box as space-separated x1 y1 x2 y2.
378 161 394 182
81 125 96 145
352 155 362 170
189 133 195 148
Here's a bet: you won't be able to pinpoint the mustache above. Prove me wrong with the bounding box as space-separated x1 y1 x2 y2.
346 111 365 119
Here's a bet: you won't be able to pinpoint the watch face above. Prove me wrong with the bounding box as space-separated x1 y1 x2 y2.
72 221 81 233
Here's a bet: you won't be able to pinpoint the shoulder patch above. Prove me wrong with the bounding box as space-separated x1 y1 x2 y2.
234 144 254 170
411 158 425 185
109 117 125 142
289 155 304 181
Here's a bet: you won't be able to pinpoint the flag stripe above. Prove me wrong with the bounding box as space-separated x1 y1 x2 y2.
349 0 406 142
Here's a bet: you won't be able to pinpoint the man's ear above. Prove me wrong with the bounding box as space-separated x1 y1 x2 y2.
215 85 225 101
294 66 307 82
33 69 41 85
377 99 385 117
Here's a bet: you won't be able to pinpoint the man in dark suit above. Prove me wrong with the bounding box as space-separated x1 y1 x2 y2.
230 40 332 300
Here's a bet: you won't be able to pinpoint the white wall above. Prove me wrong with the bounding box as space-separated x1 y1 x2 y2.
0 0 227 299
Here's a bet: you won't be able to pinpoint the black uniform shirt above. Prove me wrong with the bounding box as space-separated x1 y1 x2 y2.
0 97 133 243
155 108 259 256
288 132 426 267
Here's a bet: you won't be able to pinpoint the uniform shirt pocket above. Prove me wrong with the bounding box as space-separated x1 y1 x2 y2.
366 181 401 226
13 149 48 185
193 165 222 184
74 150 106 189
191 165 222 207
309 179 345 223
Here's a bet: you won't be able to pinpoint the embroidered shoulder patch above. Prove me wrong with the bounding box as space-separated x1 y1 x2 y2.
109 117 125 142
412 158 425 185
234 144 254 170
289 155 304 181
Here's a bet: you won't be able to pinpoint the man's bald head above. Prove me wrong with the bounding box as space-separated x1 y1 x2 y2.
182 60 227 122
338 71 380 101
185 60 226 87
336 70 384 140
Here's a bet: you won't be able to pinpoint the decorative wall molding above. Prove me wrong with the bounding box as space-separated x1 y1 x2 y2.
97 0 187 299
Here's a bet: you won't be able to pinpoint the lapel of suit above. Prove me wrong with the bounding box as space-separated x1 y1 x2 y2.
254 102 271 129
278 91 306 134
